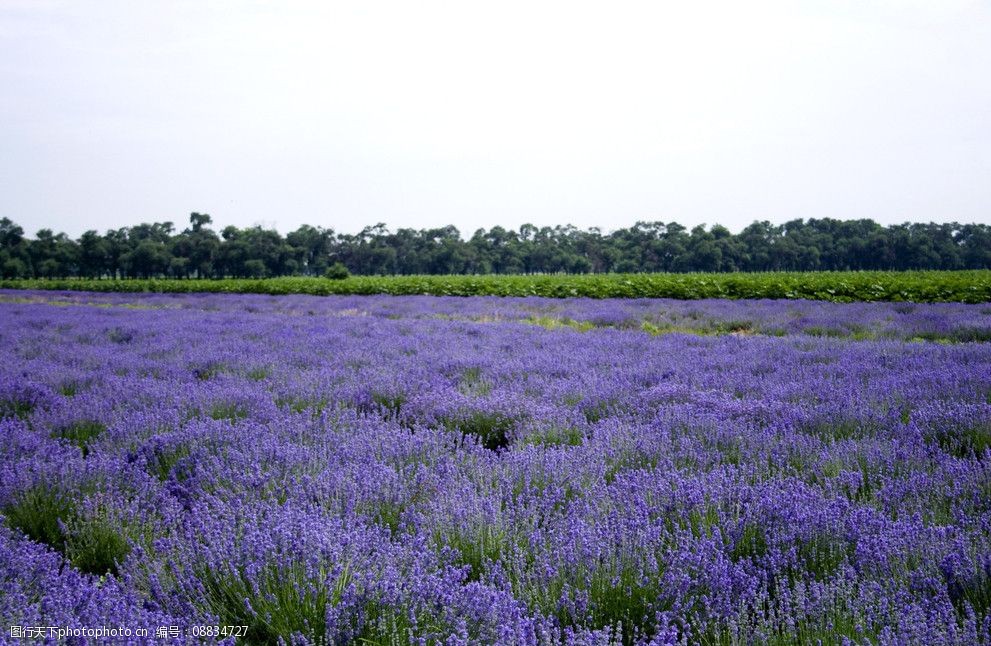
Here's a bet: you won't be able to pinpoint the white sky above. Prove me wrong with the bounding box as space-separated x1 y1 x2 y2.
1 0 989 238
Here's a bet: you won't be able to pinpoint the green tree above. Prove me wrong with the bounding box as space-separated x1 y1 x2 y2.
78 230 110 278
0 218 30 278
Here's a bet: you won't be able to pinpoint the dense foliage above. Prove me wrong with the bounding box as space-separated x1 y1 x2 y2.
3 214 991 280
3 270 991 303
1 292 991 644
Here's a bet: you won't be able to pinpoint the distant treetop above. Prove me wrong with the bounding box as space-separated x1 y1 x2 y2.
1 214 989 279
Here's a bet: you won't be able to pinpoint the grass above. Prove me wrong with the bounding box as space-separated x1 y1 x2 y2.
442 521 509 582
0 399 34 420
246 366 271 381
3 270 991 302
105 327 135 344
926 421 991 459
442 410 516 450
457 367 493 397
277 395 332 417
713 319 755 334
520 425 585 447
525 315 596 332
63 511 135 576
730 522 770 562
144 443 192 481
52 420 106 456
584 561 669 644
800 419 875 443
603 450 660 484
581 399 618 424
208 402 250 423
195 560 349 645
796 532 852 580
506 546 669 645
370 391 406 417
2 482 75 549
59 379 89 397
356 600 450 645
701 608 874 646
192 362 225 381
944 562 991 620
0 392 37 420
2 483 138 576
916 327 991 343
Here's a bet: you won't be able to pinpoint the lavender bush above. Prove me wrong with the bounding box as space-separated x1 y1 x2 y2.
1 292 990 644
4 289 990 342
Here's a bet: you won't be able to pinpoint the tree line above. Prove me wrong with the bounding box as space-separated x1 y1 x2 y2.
1 214 990 279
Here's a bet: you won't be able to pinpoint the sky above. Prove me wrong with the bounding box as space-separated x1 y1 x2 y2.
1 0 989 239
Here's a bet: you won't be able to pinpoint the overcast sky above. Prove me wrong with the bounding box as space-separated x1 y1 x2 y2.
1 1 989 238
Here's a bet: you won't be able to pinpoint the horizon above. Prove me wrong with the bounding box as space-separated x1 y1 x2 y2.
4 213 989 242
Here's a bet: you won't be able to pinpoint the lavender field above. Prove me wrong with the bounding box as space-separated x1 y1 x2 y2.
1 290 990 645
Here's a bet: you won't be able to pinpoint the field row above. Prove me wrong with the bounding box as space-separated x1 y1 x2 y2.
1 293 990 643
4 289 991 343
3 269 991 302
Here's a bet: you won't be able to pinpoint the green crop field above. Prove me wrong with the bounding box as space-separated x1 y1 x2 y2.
2 270 991 302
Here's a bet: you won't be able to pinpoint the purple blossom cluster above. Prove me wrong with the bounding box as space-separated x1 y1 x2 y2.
1 293 990 644
4 288 991 342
